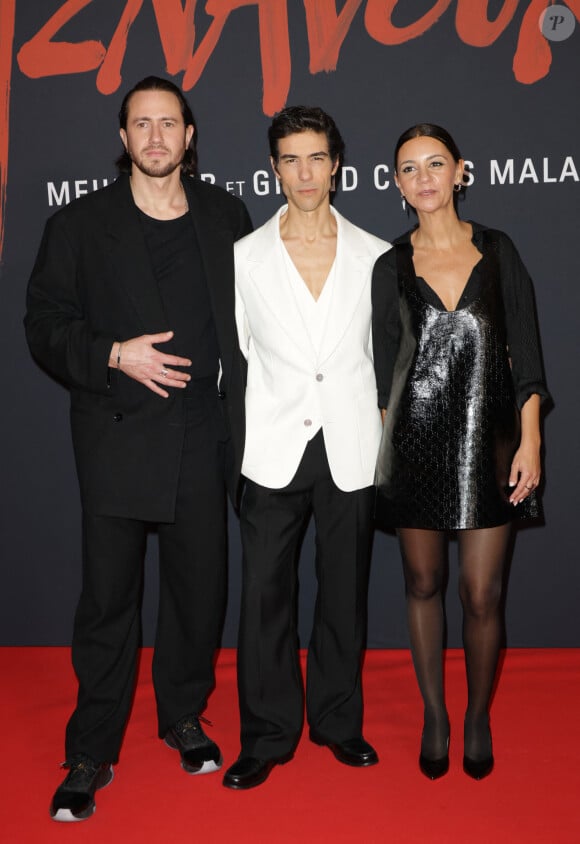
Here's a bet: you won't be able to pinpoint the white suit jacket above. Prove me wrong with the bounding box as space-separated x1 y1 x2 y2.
235 205 390 491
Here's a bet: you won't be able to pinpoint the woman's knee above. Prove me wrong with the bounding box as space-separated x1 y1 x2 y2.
404 567 444 601
459 579 502 618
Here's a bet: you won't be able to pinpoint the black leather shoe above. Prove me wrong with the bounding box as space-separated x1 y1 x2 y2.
419 752 449 780
223 753 293 790
310 733 379 767
463 754 494 780
419 732 449 780
50 754 113 822
165 714 222 774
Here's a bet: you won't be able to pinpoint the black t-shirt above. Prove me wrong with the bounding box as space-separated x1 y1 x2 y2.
139 210 220 381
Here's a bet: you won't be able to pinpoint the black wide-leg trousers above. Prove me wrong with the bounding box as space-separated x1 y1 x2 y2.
65 389 228 764
237 429 375 760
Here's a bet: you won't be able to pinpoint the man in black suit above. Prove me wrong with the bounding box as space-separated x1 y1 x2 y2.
25 76 252 822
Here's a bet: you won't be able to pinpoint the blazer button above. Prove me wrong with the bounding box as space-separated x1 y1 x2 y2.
316 373 324 382
218 390 226 400
304 419 312 427
113 412 123 423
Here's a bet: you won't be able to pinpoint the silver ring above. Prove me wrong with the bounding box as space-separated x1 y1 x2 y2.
160 368 168 378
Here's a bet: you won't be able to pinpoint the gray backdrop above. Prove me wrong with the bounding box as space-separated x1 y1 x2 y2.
1 0 578 647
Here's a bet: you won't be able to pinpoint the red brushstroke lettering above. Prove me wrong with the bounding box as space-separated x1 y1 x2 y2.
1 0 578 263
152 0 197 74
15 0 580 109
365 0 452 45
97 0 203 93
456 0 519 46
0 0 16 261
96 0 144 94
515 0 553 83
182 1 290 116
17 0 290 114
515 0 580 83
303 0 364 73
17 0 106 77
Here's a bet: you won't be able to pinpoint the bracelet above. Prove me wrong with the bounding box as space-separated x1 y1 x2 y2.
116 342 123 369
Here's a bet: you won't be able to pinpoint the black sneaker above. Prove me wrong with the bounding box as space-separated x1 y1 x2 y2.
49 754 113 822
164 714 222 774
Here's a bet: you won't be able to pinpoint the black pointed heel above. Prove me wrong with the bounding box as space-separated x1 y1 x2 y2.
419 733 449 780
463 754 494 780
419 751 449 780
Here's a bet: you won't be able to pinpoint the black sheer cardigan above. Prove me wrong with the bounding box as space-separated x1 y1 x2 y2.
371 222 549 411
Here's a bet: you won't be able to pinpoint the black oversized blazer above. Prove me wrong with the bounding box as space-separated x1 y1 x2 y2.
25 174 252 521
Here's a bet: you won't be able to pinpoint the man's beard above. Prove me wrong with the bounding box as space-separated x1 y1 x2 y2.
130 147 184 178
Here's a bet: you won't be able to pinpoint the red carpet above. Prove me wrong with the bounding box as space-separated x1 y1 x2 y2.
2 648 579 843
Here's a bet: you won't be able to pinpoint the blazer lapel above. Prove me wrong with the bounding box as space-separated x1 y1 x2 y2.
318 210 369 366
185 179 239 364
104 176 170 336
247 210 316 364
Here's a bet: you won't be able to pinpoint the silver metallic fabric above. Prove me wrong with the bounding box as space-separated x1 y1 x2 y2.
376 239 538 530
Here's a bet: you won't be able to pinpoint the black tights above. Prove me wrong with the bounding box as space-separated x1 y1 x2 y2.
398 524 511 761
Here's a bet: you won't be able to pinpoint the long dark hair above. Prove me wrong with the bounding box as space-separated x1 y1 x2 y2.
116 76 198 176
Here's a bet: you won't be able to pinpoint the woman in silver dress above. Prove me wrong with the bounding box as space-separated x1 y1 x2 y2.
372 124 548 780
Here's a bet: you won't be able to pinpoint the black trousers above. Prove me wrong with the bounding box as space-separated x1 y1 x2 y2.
237 429 375 760
65 387 228 764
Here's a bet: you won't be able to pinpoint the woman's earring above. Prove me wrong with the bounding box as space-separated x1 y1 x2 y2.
453 183 461 193
401 195 406 211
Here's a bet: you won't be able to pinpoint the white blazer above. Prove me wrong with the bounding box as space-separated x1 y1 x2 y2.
235 205 390 492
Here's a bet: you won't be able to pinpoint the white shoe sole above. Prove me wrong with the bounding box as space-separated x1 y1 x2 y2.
182 757 222 775
164 734 222 774
50 765 114 822
51 806 95 823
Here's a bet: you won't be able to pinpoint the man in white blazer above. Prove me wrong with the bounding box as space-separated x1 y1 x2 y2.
223 107 390 790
